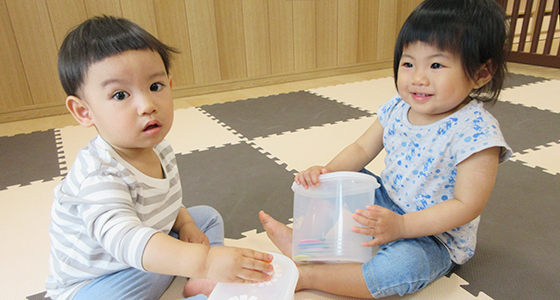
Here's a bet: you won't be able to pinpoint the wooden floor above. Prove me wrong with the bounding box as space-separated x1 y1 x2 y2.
1 63 559 138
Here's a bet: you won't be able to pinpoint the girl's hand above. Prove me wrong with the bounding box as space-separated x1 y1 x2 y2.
295 166 330 189
179 222 210 246
351 205 406 247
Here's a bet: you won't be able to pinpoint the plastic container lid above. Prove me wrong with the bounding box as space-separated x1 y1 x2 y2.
292 171 379 196
208 252 298 300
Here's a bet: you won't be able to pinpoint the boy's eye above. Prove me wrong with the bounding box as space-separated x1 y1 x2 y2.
431 63 443 69
150 83 164 92
112 91 129 101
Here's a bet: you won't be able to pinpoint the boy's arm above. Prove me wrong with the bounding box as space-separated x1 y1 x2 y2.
353 147 500 246
142 232 273 282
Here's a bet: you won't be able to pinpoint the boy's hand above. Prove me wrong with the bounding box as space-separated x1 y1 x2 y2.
179 222 210 246
295 166 330 189
205 247 274 283
351 205 405 247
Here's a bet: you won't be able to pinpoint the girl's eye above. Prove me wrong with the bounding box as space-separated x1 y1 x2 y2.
112 91 129 101
150 83 164 92
402 62 413 68
431 63 443 69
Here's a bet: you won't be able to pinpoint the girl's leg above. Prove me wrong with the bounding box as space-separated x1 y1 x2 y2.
362 237 454 298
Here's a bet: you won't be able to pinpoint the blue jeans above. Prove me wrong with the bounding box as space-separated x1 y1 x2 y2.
73 205 224 300
359 169 455 298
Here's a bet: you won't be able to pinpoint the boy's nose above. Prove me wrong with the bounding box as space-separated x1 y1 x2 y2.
137 95 158 115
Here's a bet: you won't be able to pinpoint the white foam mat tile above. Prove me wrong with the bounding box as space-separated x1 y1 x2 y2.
56 125 98 172
500 80 560 113
222 226 493 300
0 178 62 300
251 116 385 174
307 77 397 113
509 141 560 175
167 107 244 155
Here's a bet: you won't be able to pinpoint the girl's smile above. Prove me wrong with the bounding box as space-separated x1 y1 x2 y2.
397 42 490 126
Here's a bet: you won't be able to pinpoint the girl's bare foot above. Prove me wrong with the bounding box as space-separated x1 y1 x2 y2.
258 210 293 257
183 278 216 297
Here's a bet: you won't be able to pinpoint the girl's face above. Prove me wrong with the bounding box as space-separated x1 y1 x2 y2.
397 42 490 125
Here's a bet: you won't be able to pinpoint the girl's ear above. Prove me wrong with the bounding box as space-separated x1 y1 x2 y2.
66 96 94 128
473 64 493 89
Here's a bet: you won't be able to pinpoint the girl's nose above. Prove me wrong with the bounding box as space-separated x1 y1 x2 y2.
411 70 429 86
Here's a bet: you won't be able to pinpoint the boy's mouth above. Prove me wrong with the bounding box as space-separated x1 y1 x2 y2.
143 120 162 132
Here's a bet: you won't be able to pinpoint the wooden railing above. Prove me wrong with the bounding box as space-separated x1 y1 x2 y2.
500 0 560 68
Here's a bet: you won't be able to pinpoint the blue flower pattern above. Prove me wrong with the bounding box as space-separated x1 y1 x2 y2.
377 95 511 264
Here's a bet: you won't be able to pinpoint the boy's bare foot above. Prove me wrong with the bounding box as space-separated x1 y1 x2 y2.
258 210 293 257
183 278 216 297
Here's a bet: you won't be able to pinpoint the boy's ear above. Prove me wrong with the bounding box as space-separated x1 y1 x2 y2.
66 96 94 128
473 64 493 89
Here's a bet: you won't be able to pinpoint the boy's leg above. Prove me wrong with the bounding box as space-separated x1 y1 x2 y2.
73 267 174 300
183 205 224 297
186 205 224 247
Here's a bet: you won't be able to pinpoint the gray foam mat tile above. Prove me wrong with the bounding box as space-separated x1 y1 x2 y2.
176 142 295 239
199 91 372 140
485 101 560 153
0 130 61 190
453 160 560 300
503 73 550 89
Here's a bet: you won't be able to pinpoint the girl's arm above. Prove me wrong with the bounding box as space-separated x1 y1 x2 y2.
353 146 500 246
296 118 385 188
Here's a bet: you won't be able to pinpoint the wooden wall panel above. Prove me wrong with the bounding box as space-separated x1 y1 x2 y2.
358 0 379 63
154 0 195 87
0 0 415 122
184 0 221 84
293 0 317 71
268 0 294 74
85 0 122 18
121 0 159 37
376 0 398 61
5 0 65 106
0 0 32 111
46 0 88 48
337 0 359 66
215 0 247 80
242 0 272 77
316 1 338 68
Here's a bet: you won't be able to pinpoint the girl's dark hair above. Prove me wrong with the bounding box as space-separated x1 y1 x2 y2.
394 0 509 104
58 15 178 96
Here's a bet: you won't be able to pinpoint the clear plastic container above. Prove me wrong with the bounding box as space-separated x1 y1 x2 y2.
208 252 298 300
292 171 379 264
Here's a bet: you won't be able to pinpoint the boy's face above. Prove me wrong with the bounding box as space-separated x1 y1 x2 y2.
396 42 490 125
70 50 174 156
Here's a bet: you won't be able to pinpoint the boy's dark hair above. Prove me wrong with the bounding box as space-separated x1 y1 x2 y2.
394 0 509 104
58 15 178 97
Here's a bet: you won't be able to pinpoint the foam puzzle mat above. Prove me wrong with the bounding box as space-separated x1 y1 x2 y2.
1 73 559 300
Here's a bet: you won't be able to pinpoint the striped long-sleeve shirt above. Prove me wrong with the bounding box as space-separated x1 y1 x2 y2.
46 136 182 299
